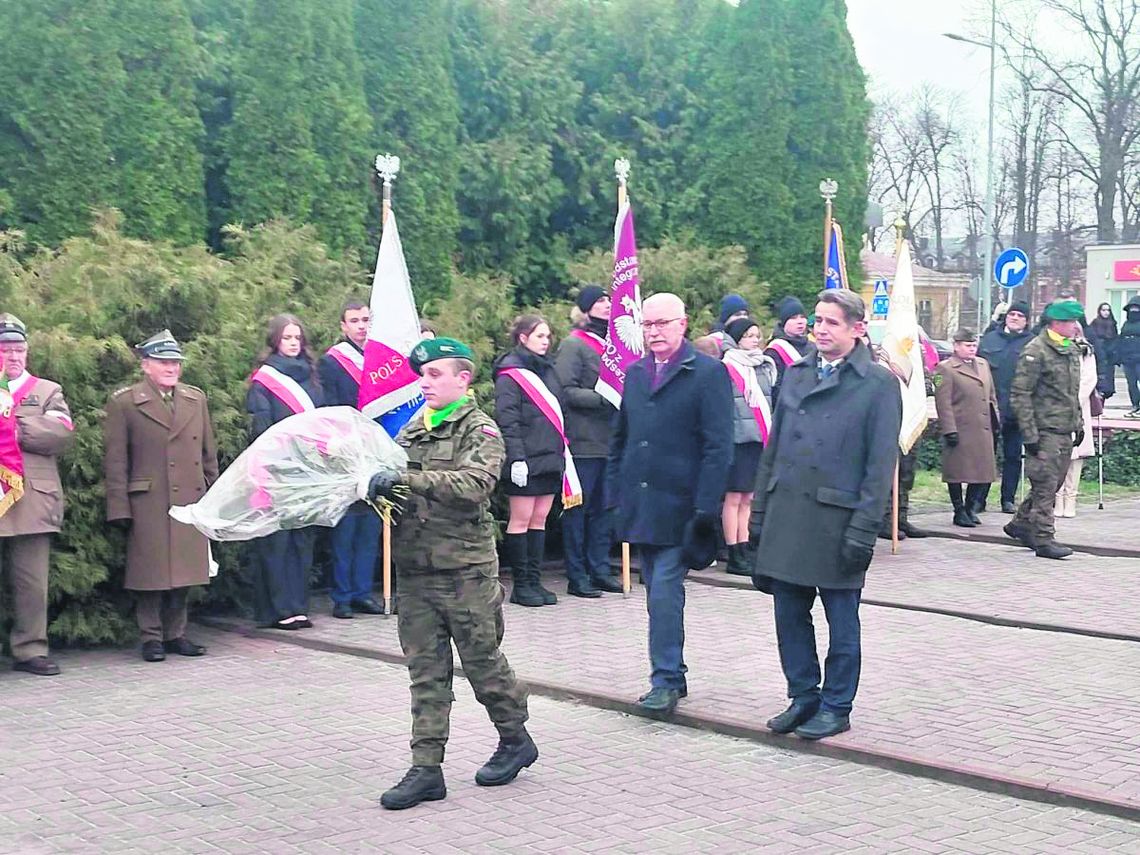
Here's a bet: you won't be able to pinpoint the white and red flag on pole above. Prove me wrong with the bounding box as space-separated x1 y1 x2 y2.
359 209 424 436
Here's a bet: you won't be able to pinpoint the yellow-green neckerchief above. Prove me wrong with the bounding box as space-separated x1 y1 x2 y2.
422 394 471 431
1046 329 1071 349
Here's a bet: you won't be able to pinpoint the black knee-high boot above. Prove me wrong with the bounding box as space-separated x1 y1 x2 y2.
506 533 542 607
949 484 975 527
965 483 986 524
526 529 557 605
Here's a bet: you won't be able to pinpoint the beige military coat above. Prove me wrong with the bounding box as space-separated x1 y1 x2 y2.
934 356 1000 484
0 376 75 537
103 379 219 591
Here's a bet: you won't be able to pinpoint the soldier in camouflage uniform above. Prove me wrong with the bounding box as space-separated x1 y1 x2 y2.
1004 299 1084 559
368 337 535 810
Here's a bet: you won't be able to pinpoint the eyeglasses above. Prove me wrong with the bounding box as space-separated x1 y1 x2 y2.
641 318 684 331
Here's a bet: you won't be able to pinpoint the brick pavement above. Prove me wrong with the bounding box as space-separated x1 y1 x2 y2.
3 629 1139 854
212 545 1140 814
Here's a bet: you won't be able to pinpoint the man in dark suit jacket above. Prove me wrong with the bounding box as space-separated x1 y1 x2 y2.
608 293 733 716
751 290 902 740
317 299 385 619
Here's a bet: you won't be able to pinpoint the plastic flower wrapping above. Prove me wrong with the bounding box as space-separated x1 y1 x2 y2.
169 407 408 541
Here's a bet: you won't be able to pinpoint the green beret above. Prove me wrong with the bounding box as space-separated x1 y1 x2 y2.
408 337 474 374
1043 299 1085 321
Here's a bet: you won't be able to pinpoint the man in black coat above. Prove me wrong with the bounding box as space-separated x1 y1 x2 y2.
977 299 1033 513
317 299 385 618
751 289 902 740
608 293 733 716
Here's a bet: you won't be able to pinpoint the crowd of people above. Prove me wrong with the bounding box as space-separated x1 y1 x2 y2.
0 285 1100 810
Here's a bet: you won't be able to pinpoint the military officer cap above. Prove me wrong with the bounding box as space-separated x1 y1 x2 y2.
1042 298 1085 321
952 328 978 342
408 337 474 375
0 313 27 343
135 329 186 361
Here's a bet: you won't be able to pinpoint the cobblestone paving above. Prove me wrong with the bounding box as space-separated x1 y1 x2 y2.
3 630 1139 854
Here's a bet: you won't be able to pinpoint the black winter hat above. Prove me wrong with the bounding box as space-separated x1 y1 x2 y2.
776 296 807 325
1006 300 1031 318
576 284 607 314
725 316 759 346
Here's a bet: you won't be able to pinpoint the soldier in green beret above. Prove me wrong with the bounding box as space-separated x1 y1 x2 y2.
368 337 536 810
1005 299 1085 559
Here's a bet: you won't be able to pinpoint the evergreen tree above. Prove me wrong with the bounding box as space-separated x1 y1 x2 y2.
355 0 460 300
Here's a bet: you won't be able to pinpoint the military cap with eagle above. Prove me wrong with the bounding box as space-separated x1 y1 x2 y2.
408 337 474 375
135 329 186 361
0 313 27 343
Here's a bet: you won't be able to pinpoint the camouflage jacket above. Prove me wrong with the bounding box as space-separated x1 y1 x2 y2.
1009 329 1082 445
393 399 505 573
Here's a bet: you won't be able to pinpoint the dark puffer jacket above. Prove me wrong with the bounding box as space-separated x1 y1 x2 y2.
1117 297 1140 365
493 347 566 477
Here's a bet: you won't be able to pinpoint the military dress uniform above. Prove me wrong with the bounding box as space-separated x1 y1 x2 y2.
370 337 534 811
0 315 75 676
1007 304 1083 558
103 331 219 659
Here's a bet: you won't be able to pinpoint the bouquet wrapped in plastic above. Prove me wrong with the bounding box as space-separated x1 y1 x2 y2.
170 406 408 541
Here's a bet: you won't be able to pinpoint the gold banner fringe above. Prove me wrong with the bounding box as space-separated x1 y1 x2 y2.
0 466 24 519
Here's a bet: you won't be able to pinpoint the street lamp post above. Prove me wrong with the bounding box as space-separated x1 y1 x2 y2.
945 0 997 330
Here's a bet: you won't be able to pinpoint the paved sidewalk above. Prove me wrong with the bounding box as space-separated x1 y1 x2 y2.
210 539 1140 815
3 629 1138 853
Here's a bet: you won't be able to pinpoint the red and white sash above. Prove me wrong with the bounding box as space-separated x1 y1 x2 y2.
766 338 802 367
499 367 583 508
251 365 316 415
723 362 772 446
569 329 605 356
326 342 363 385
9 372 73 430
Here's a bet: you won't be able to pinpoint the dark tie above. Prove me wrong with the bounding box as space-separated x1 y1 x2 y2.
162 392 174 412
818 363 835 381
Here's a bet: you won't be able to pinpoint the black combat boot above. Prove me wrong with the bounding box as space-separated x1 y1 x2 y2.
379 765 447 810
526 529 557 605
725 544 751 576
506 533 543 607
1035 542 1074 560
474 727 539 787
898 514 928 538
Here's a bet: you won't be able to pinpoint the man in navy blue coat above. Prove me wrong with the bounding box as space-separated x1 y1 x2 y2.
317 299 385 619
607 293 733 716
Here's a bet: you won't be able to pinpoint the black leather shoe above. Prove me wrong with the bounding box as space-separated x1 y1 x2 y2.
12 656 60 676
141 641 166 662
766 699 820 734
333 603 354 619
636 687 680 715
1001 501 1016 514
352 598 385 615
898 520 927 538
567 585 602 598
475 728 539 786
795 709 851 740
163 637 206 656
1003 521 1034 548
270 620 301 630
1035 542 1073 560
380 766 446 810
952 508 976 527
591 575 623 593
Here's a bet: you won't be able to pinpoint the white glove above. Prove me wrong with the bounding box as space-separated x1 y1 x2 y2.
510 461 529 487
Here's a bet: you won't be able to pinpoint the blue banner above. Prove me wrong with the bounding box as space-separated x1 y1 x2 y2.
824 221 848 290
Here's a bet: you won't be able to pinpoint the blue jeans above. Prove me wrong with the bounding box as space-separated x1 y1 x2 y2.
638 545 688 691
772 580 861 715
1000 422 1024 506
562 458 612 589
329 510 381 606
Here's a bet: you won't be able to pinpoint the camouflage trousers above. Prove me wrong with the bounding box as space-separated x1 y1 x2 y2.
1012 431 1073 545
881 446 917 530
397 563 529 766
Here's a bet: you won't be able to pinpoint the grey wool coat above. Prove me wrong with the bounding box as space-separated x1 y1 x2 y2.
751 342 902 590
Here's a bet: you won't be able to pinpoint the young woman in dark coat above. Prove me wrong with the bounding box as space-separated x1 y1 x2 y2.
246 314 323 629
493 314 565 607
1087 302 1119 399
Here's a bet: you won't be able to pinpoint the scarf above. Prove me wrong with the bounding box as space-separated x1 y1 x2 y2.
1046 329 1072 349
722 347 773 408
586 316 609 339
423 394 471 432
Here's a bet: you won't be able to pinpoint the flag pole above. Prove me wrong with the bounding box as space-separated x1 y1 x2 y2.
820 179 838 284
615 157 632 598
890 217 907 555
375 153 401 616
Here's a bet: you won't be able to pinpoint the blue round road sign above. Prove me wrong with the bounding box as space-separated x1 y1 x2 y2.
994 248 1030 288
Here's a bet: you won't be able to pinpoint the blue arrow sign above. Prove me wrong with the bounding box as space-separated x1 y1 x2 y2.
994 248 1030 288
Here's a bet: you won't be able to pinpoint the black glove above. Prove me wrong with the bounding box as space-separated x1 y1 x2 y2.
1024 442 1040 458
1075 430 1085 447
692 511 717 540
840 538 874 576
944 432 959 448
367 471 400 501
109 518 132 532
